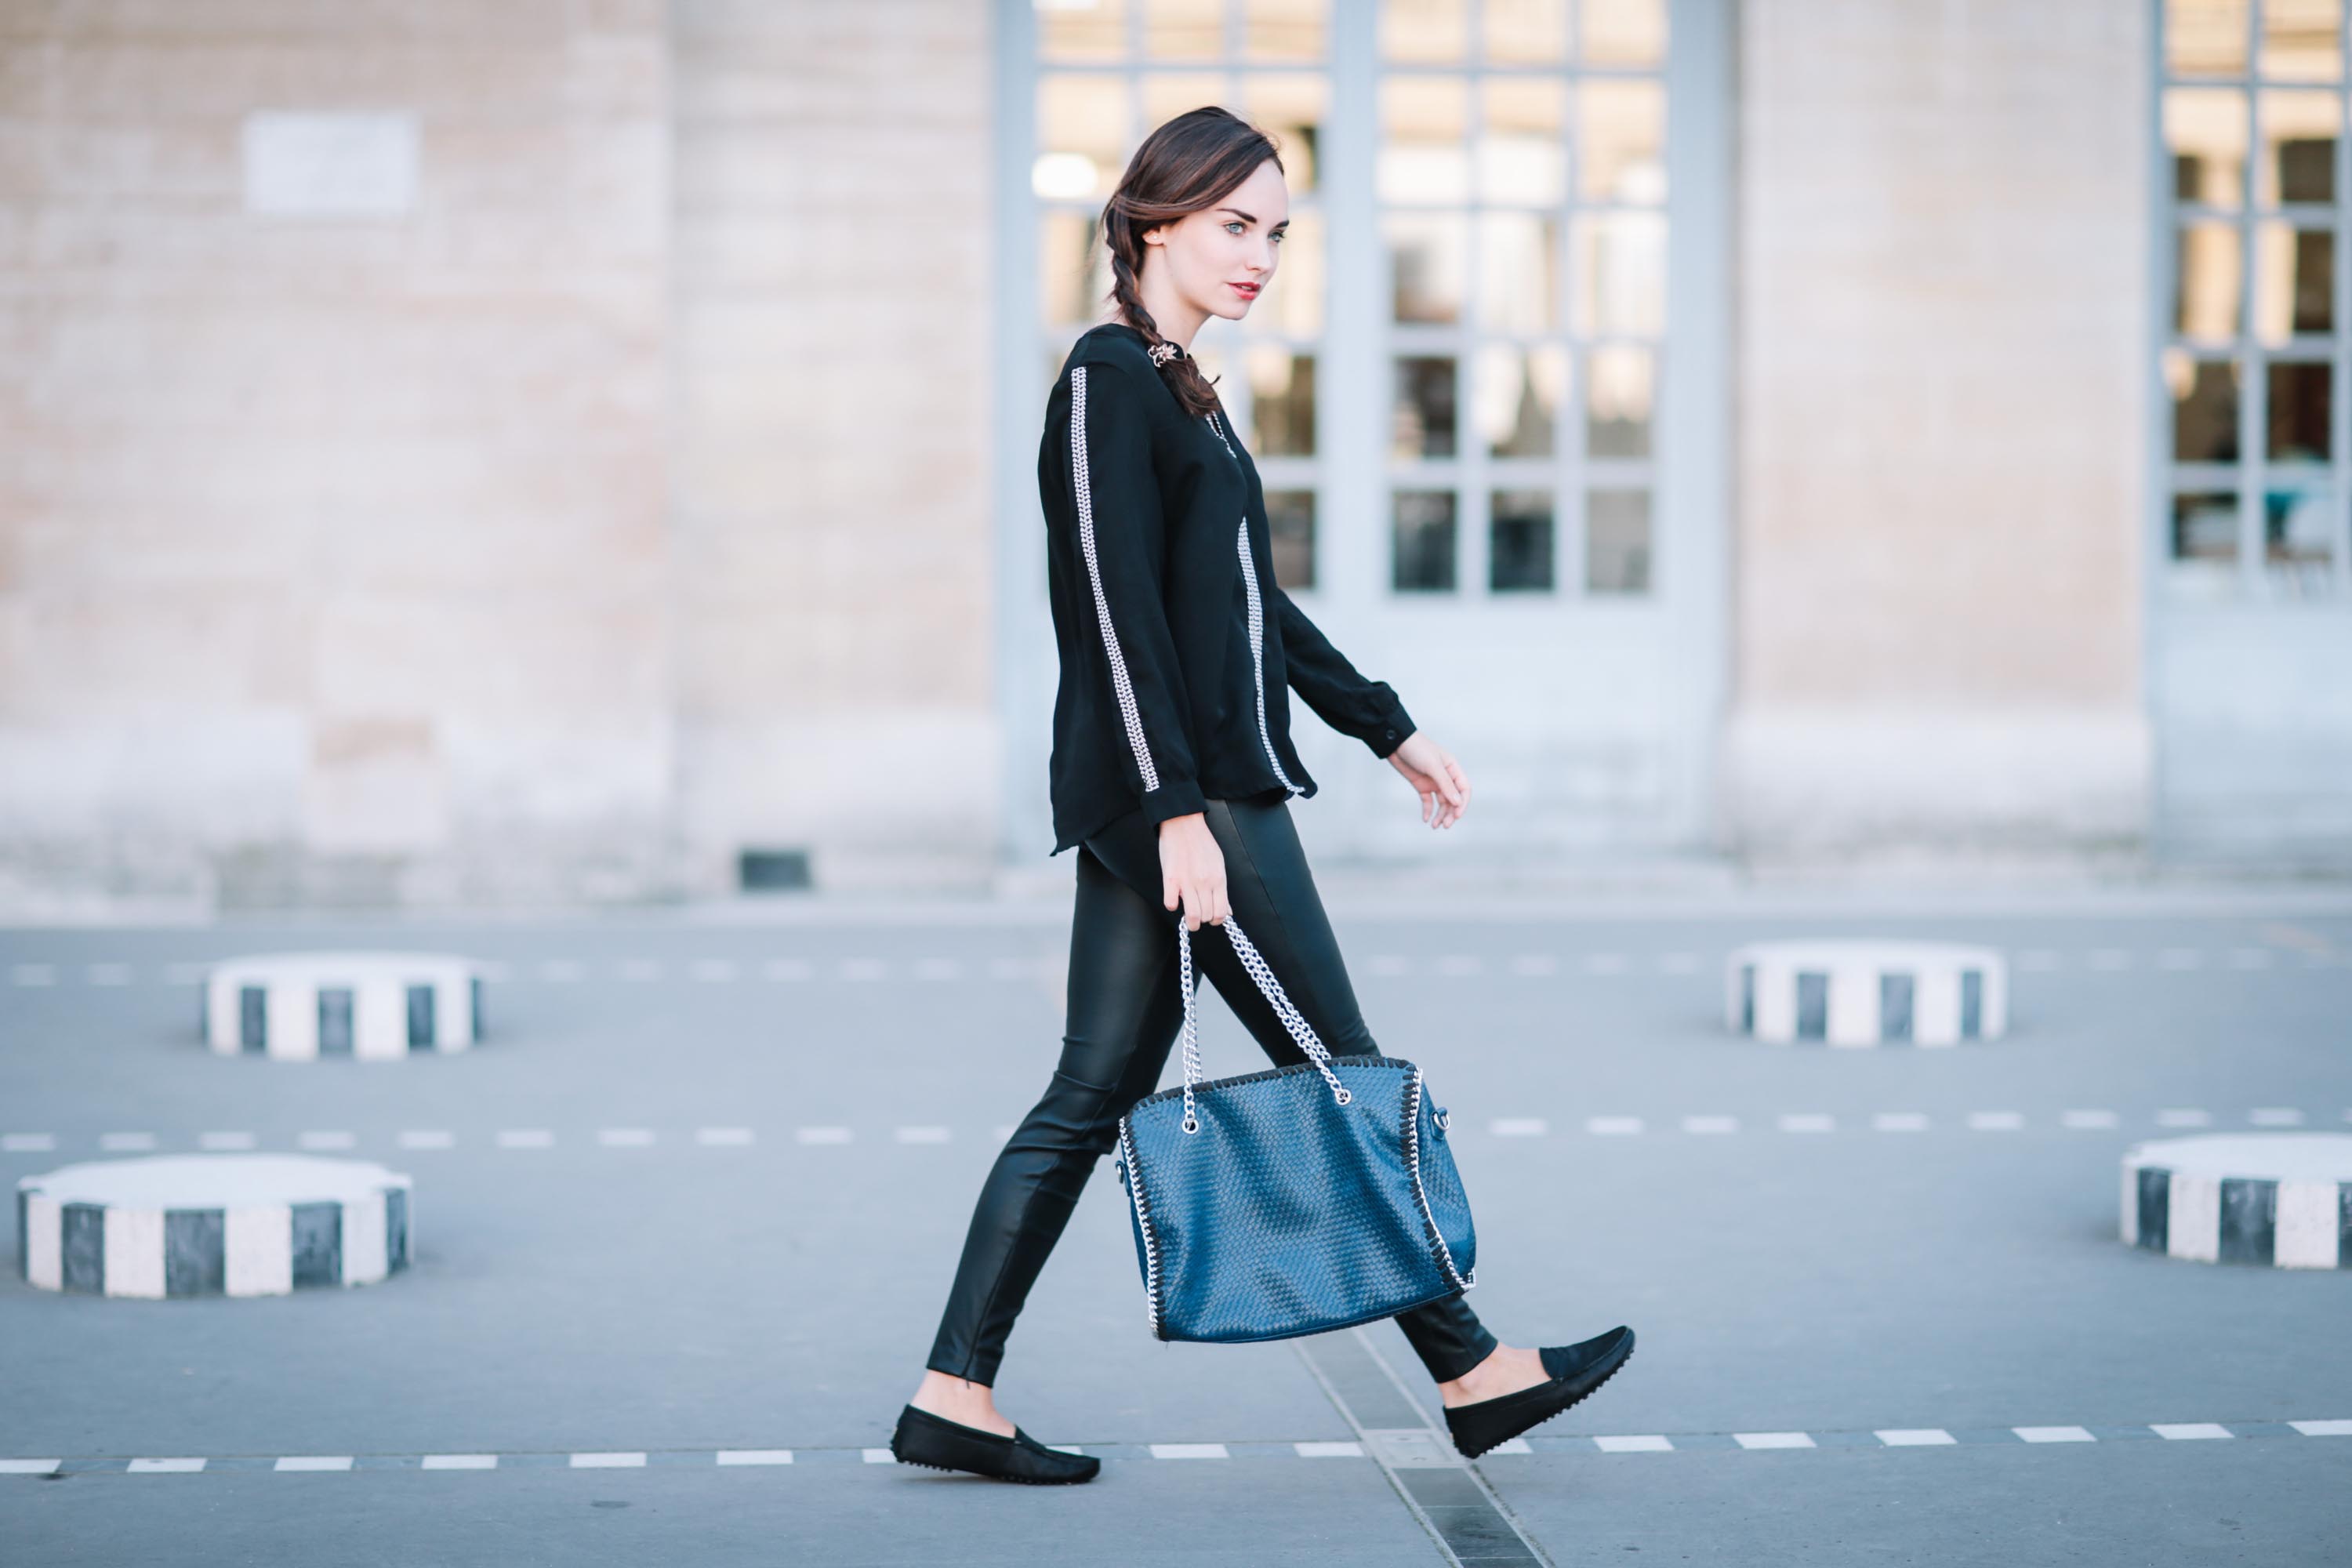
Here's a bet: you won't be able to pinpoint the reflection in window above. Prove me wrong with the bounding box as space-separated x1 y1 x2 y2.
2250 224 2333 339
1577 79 1668 205
2260 0 2345 81
2267 486 2339 593
1388 212 1466 323
1587 488 1651 593
2168 353 2241 463
1146 0 1223 59
1267 488 1317 590
1381 77 1471 204
2166 87 2247 206
1581 0 1668 67
1144 72 1225 128
1478 78 1566 205
2168 0 2249 77
1250 350 1317 457
1491 490 1556 590
2267 360 2333 463
1036 75 1129 201
1587 345 1654 458
1245 0 1329 63
1572 212 1667 335
1392 491 1458 590
1040 0 1130 62
1247 73 1327 194
2258 89 2338 205
1477 345 1565 458
1479 212 1558 332
1382 0 1468 64
1392 357 1458 459
2174 222 2242 341
1484 0 1569 64
2170 491 2239 596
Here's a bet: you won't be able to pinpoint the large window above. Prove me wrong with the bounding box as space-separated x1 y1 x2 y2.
1029 0 1671 601
2158 0 2352 600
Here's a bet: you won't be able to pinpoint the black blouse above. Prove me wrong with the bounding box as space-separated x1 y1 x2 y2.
1039 321 1417 857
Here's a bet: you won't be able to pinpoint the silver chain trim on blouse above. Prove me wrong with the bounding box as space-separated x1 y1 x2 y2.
1069 365 1161 795
1236 517 1303 795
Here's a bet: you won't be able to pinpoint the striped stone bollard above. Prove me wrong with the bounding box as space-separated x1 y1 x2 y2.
205 953 482 1061
16 1154 412 1298
1726 941 2008 1047
2122 1134 2352 1269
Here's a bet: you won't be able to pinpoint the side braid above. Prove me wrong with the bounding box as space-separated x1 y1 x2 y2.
1103 201 1221 418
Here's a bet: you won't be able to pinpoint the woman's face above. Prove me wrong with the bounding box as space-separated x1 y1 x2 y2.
1145 158 1289 324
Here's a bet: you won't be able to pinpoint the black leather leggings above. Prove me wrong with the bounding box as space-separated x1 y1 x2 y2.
924 791 1498 1388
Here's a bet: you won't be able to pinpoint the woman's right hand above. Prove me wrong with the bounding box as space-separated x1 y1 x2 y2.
1158 812 1231 931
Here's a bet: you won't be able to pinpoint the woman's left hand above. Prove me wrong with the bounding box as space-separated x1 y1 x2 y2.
1387 731 1470 829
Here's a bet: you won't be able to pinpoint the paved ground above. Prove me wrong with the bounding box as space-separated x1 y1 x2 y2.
2 893 2349 1564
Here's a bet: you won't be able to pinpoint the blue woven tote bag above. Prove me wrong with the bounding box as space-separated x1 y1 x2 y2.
1110 915 1477 1345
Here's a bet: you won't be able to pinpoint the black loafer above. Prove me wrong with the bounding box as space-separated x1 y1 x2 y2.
889 1403 1102 1484
1443 1325 1637 1459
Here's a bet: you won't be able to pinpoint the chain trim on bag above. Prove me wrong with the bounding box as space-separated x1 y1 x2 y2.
1114 1120 1165 1337
1404 1065 1475 1293
1175 916 1351 1135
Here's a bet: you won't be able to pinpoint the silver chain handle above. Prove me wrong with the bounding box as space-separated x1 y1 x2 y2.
1175 916 1352 1134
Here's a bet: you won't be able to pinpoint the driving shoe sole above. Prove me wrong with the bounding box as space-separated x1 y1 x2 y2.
890 1403 1102 1484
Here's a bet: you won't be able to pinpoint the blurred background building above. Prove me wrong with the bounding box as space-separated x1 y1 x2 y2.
0 0 2346 910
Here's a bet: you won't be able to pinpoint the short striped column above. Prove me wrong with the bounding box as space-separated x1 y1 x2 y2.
205 953 481 1061
16 1155 412 1298
1726 941 2007 1046
2122 1134 2352 1269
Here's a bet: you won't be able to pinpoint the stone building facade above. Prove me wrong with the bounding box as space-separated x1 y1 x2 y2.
1 0 2344 910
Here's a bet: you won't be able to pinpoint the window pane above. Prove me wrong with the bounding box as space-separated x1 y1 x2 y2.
1490 489 1556 590
2267 360 2334 463
1250 349 1317 456
1037 75 1130 201
1144 74 1228 130
1578 79 1668 205
1476 344 1566 457
1479 78 1566 205
1146 0 1223 59
2166 0 2249 76
1041 0 1131 62
1247 0 1328 62
1265 207 1327 335
1392 356 1458 458
1387 211 1467 323
2165 87 2246 207
2253 222 2336 341
2175 221 2244 341
2261 0 2344 82
1383 0 1468 64
1267 488 1316 589
1381 77 1471 204
1571 212 1667 336
1581 0 1666 67
1587 488 1651 593
1586 343 1654 457
1479 211 1559 331
1040 210 1111 326
2267 487 2339 594
2169 490 2240 597
2167 350 2242 461
1246 73 1328 194
1484 0 1568 64
1392 490 1458 590
2258 89 2339 205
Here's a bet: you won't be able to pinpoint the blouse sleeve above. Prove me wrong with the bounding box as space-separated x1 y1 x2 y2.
1065 360 1210 826
1273 584 1417 760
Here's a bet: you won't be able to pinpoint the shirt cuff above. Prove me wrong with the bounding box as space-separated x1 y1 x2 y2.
1369 700 1416 760
1139 779 1210 826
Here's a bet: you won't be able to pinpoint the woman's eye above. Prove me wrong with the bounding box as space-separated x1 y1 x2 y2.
1271 231 1285 244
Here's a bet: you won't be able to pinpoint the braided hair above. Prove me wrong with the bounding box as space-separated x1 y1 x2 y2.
1098 106 1285 419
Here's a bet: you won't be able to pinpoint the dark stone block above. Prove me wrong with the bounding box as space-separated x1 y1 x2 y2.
61 1203 104 1293
317 987 354 1055
2219 1177 2278 1265
739 847 813 891
1738 964 1754 1032
2341 1184 2352 1267
405 984 434 1050
165 1210 225 1297
1795 971 1828 1040
239 985 267 1053
2136 1167 2170 1253
1400 1468 1487 1508
292 1201 342 1287
15 1189 26 1282
1880 973 1915 1041
470 975 483 1040
1960 970 1984 1039
385 1187 408 1272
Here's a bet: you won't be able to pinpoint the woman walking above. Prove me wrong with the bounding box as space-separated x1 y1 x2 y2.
891 107 1635 1485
